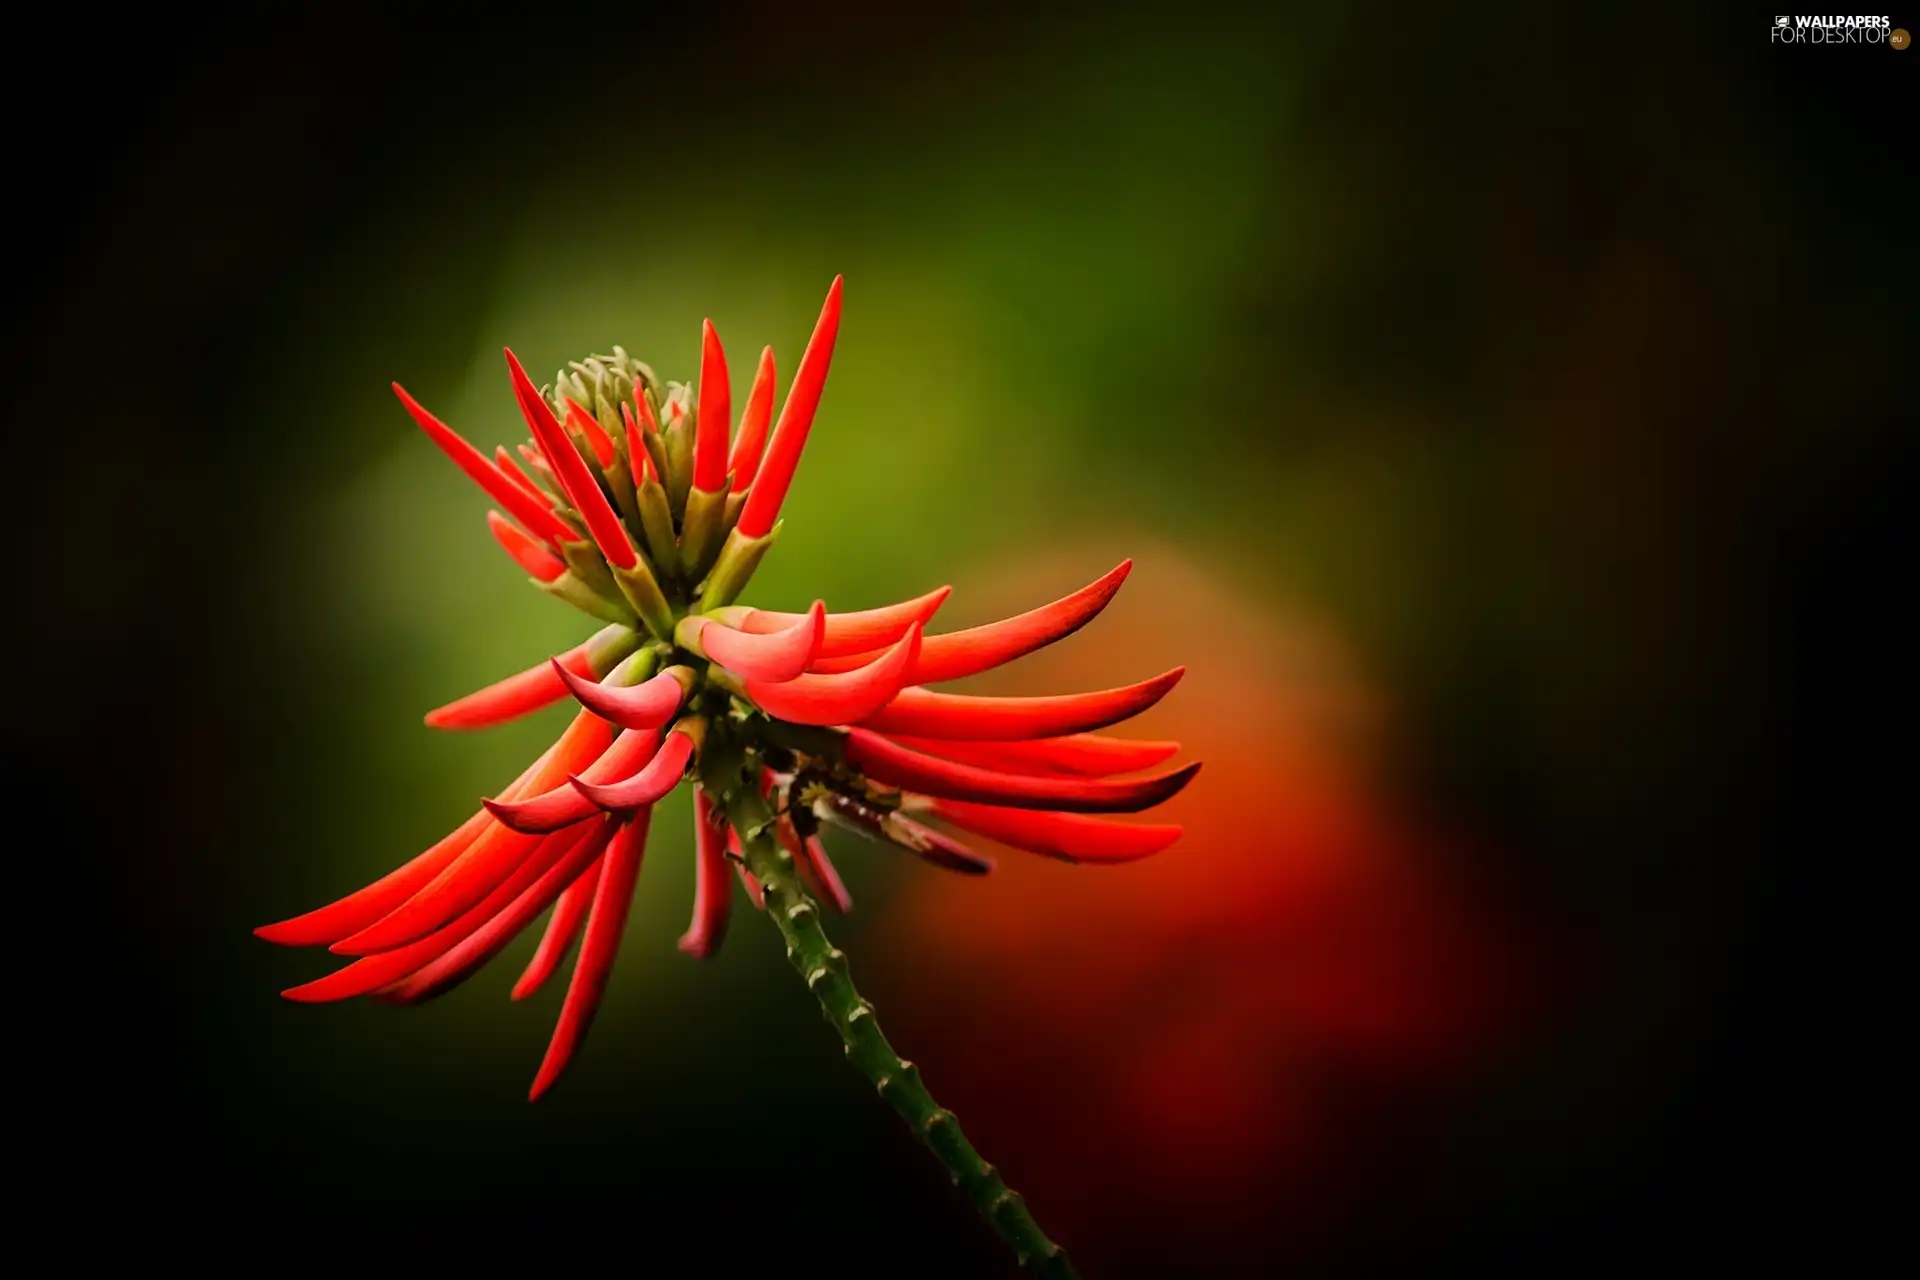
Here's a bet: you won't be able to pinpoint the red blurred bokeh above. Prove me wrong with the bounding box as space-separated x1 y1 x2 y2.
862 539 1537 1269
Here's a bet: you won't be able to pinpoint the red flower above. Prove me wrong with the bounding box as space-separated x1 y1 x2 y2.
258 277 1200 1104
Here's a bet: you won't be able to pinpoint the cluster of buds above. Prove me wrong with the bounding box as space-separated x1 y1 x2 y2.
258 277 1198 1102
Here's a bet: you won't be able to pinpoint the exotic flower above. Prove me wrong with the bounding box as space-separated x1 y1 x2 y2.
259 277 1196 1277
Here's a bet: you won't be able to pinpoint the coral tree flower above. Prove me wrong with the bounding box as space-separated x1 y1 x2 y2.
258 277 1199 1115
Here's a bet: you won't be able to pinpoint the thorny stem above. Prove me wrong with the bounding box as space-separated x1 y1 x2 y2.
702 731 1078 1280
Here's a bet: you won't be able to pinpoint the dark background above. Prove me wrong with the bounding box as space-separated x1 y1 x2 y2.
8 3 1911 1274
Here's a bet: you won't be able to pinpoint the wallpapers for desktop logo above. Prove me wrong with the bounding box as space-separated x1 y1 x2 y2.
1769 15 1907 44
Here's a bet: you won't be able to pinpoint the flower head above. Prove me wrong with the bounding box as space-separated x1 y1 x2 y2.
259 278 1199 1100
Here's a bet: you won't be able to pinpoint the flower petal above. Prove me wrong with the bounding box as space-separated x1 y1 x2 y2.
810 560 1132 683
484 727 663 834
504 348 639 572
331 710 615 954
844 729 1200 814
741 623 921 726
486 511 567 582
685 601 824 682
512 851 603 1000
926 799 1184 864
496 446 551 502
281 822 591 1003
693 319 731 493
563 398 617 467
780 818 852 914
392 382 576 546
885 733 1181 777
424 624 638 731
677 788 733 959
254 747 554 948
728 346 776 492
553 661 694 732
856 667 1183 741
375 819 616 1004
568 723 697 811
529 808 652 1100
737 585 950 658
736 277 842 538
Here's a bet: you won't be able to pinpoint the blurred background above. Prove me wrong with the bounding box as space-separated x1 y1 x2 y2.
8 2 1911 1273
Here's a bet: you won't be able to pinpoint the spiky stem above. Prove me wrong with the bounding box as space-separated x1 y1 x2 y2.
702 732 1077 1279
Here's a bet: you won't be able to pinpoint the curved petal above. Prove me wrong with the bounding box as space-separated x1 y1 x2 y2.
810 561 1131 683
555 662 693 732
928 799 1184 864
739 585 950 658
484 728 663 834
331 710 615 954
844 729 1200 814
885 733 1180 777
686 602 823 682
425 624 638 731
741 624 921 726
855 667 1184 741
569 725 696 811
562 398 617 467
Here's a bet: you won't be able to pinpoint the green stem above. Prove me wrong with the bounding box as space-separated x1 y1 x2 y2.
705 740 1077 1279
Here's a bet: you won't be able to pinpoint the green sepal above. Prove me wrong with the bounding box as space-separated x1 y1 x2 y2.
602 645 658 689
663 413 693 520
605 437 644 533
635 472 681 580
582 622 645 676
679 484 728 582
611 559 678 641
699 521 782 609
722 489 747 534
558 537 622 604
538 570 637 626
638 424 672 496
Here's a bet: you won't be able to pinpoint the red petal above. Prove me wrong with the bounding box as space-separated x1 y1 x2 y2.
677 788 733 958
563 399 618 467
692 602 823 682
423 636 604 731
801 833 853 913
844 729 1200 814
254 748 554 947
856 667 1184 740
512 851 603 1000
632 380 660 435
553 661 691 731
518 443 557 483
619 404 654 481
486 511 567 583
742 623 921 726
927 799 1184 864
392 382 575 546
728 346 776 492
529 809 652 1100
742 585 950 658
332 711 614 954
504 348 638 571
376 819 616 1004
495 446 550 502
484 728 662 833
693 319 731 492
281 822 589 1003
811 561 1132 683
568 725 696 811
736 276 842 538
885 733 1180 777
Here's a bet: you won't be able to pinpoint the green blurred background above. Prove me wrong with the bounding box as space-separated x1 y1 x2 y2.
10 2 1910 1273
